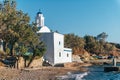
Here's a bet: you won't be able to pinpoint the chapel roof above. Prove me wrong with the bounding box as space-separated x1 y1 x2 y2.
37 9 42 14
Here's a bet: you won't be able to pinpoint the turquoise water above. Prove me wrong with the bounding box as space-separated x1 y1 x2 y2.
58 64 120 80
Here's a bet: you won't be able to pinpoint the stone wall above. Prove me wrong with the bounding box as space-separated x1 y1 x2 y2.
17 57 43 69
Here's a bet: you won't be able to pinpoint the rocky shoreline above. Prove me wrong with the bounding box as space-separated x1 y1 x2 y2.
0 59 118 80
0 62 91 80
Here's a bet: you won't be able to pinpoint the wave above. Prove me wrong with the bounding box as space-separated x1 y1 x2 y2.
75 72 88 80
56 72 89 80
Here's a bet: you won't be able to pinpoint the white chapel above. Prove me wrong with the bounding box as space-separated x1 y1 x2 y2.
36 11 72 66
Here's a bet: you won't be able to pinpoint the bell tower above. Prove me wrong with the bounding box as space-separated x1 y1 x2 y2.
35 9 51 33
36 9 45 27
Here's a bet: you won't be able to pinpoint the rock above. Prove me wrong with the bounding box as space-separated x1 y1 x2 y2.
72 55 83 62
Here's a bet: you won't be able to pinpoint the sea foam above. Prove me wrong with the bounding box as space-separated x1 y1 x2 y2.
56 72 89 80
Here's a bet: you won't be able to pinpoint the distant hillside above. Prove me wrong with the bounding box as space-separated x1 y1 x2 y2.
64 32 120 59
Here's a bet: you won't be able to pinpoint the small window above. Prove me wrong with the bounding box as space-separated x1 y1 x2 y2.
59 52 61 57
67 53 69 57
59 41 61 45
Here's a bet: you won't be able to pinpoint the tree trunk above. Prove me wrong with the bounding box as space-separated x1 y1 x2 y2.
26 50 35 67
10 44 14 56
3 42 6 51
24 58 26 67
24 56 28 67
16 56 19 69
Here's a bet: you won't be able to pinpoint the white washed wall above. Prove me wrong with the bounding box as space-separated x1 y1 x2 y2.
63 48 72 63
40 33 54 65
40 32 72 65
54 32 64 64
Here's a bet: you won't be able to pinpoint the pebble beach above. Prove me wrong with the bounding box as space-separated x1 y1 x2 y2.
0 67 67 80
0 59 117 80
0 62 91 80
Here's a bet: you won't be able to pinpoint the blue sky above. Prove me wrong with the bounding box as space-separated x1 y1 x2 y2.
2 0 120 43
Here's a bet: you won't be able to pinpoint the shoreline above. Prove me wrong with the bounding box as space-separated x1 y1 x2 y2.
0 59 118 80
89 59 120 65
0 62 91 80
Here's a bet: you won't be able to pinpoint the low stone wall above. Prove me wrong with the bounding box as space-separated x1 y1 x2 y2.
29 58 43 68
104 67 120 72
17 57 43 69
17 57 24 69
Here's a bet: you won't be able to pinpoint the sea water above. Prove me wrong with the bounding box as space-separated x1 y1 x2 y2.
57 64 120 80
82 65 120 80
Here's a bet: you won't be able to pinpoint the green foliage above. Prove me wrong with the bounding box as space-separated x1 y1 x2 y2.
64 33 85 48
84 35 99 54
6 48 10 55
64 33 85 54
34 42 46 57
15 45 28 56
0 0 31 55
65 32 117 56
23 54 32 61
0 0 46 61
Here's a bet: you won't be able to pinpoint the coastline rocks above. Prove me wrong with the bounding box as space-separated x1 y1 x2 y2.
72 55 83 62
